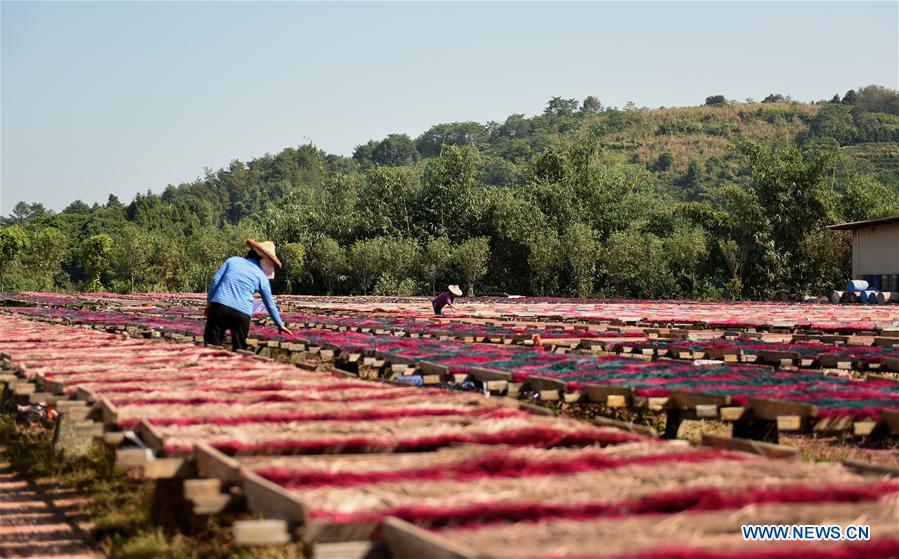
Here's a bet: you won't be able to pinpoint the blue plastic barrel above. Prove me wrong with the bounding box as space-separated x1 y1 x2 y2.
846 279 869 292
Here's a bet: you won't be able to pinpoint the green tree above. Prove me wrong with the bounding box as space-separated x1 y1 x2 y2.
80 234 113 291
422 236 452 294
419 145 481 240
839 175 899 222
371 134 418 166
27 227 67 290
309 237 345 294
453 237 490 296
348 237 385 294
280 242 306 294
0 225 29 290
528 228 560 296
739 140 839 289
359 166 419 236
115 226 153 292
705 95 728 106
561 223 597 298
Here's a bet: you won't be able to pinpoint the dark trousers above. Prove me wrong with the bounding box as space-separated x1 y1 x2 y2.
432 301 443 315
204 302 251 351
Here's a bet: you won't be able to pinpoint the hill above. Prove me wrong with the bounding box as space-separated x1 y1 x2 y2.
1 85 898 300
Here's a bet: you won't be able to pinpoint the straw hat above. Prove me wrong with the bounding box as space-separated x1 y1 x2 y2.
246 240 282 269
448 284 463 297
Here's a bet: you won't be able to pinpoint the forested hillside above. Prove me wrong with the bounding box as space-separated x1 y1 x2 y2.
2 85 899 299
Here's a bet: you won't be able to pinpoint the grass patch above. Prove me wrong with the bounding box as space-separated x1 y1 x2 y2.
0 413 306 558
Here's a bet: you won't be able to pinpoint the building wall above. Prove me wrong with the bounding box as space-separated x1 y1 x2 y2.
852 222 899 277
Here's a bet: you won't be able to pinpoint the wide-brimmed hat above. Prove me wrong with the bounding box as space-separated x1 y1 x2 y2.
448 284 463 297
246 240 282 269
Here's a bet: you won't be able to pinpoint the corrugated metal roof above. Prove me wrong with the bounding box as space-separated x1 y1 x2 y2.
827 215 899 231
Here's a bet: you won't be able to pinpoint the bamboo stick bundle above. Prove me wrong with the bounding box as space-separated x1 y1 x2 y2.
110 394 515 429
408 499 899 558
279 447 885 527
152 414 644 455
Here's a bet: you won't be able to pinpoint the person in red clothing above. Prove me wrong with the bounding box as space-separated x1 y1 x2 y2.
432 284 463 315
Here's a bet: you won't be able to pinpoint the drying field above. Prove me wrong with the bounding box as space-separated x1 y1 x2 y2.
1 292 899 557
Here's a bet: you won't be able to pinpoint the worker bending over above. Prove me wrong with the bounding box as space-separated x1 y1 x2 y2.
205 239 292 351
432 284 463 315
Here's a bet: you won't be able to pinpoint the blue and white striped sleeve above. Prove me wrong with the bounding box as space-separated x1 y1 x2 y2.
258 276 284 326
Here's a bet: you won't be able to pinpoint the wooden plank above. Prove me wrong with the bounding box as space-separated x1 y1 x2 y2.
137 420 166 454
748 397 817 421
700 434 798 459
842 459 899 478
668 390 730 410
581 384 633 406
881 410 899 434
525 376 567 393
242 471 307 527
466 367 511 382
99 397 118 426
232 519 291 546
812 416 854 433
593 416 658 437
382 517 477 559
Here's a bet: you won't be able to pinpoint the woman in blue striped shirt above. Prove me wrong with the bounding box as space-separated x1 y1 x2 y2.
204 240 292 350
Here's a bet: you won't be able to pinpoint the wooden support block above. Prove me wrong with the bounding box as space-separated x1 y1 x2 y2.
421 375 441 385
853 421 878 437
314 541 386 559
104 431 125 447
507 383 521 397
452 374 468 384
484 380 508 392
700 434 798 459
232 519 291 547
538 389 559 401
192 493 244 516
695 405 719 418
563 391 581 403
13 383 36 396
116 447 153 468
144 457 195 479
648 397 668 411
28 392 57 405
776 416 803 431
719 407 746 422
184 479 222 502
606 395 627 408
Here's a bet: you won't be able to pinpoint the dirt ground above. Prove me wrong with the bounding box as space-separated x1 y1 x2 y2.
0 460 99 559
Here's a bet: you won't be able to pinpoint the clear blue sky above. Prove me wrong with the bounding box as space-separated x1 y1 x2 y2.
2 1 897 215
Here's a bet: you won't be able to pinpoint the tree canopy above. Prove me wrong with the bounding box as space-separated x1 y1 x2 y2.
3 86 899 299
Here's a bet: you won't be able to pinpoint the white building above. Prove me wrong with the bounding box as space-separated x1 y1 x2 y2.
828 216 899 292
